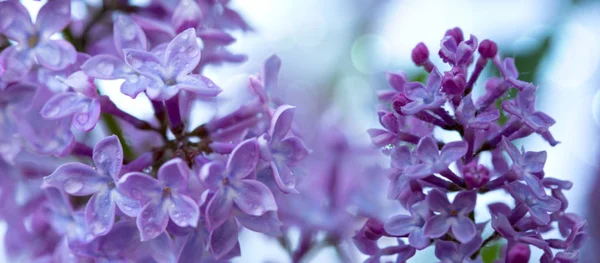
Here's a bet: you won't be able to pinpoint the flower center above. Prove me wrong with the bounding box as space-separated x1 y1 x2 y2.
162 187 172 196
222 178 230 185
165 78 177 86
28 35 40 48
450 210 458 216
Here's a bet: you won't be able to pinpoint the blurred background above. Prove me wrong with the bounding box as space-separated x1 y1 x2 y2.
7 0 600 262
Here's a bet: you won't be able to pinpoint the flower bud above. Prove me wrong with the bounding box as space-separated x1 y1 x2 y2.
478 39 498 59
411 42 429 66
441 70 466 95
507 243 530 263
444 27 464 43
463 162 490 189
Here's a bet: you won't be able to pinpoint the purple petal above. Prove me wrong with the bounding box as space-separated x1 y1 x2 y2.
501 137 522 163
176 74 222 97
384 214 415 236
529 206 552 225
208 218 238 259
164 28 201 78
415 136 439 163
423 214 451 238
130 14 176 38
43 163 105 196
117 172 162 202
85 189 115 236
367 129 395 148
391 146 413 169
123 49 163 81
270 160 298 194
232 179 277 216
205 188 233 230
387 71 408 92
522 151 546 173
157 158 189 190
504 58 519 79
426 189 451 213
40 92 88 119
426 68 443 91
113 14 147 57
168 194 199 228
278 136 310 165
404 82 427 101
440 141 468 164
235 211 282 236
121 75 150 98
171 0 202 33
226 139 259 179
71 98 101 132
145 80 178 101
434 240 459 261
270 105 295 142
112 190 141 217
451 216 476 243
0 1 34 42
81 54 130 79
177 231 204 263
453 190 476 214
137 199 170 241
35 40 77 70
408 228 430 250
262 54 281 92
199 162 226 190
93 135 123 181
35 0 71 38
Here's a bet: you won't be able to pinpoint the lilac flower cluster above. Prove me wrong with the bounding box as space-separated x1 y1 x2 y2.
0 0 310 261
356 28 586 262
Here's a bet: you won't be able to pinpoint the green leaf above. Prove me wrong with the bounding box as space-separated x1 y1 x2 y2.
481 242 504 263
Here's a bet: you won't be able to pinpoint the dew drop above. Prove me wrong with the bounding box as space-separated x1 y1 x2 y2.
179 46 186 53
127 74 139 84
181 33 189 40
97 61 114 76
64 179 83 194
44 106 60 117
91 222 107 234
122 26 137 41
76 114 88 124
186 47 198 57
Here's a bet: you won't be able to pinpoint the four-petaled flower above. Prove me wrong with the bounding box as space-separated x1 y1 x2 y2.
385 200 432 249
123 28 222 100
40 71 101 131
501 137 548 198
502 86 557 145
401 68 446 115
118 158 200 241
405 136 467 179
504 181 561 225
423 189 477 243
81 14 154 98
0 0 76 75
439 33 477 67
258 105 310 193
434 235 483 263
201 138 277 230
43 135 141 236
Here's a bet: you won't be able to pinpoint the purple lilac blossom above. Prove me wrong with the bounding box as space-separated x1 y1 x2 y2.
358 27 585 263
0 2 309 261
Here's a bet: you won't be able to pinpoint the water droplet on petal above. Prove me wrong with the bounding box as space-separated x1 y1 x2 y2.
129 58 142 69
186 47 198 57
45 106 60 117
122 25 137 41
97 61 114 76
91 222 107 234
76 114 89 124
179 46 186 53
181 33 189 40
64 179 83 194
128 74 139 83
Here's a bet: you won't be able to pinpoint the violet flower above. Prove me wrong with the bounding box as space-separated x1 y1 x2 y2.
504 181 561 225
401 68 446 115
43 135 141 236
423 189 477 243
40 71 101 132
258 105 310 193
434 235 483 263
404 136 467 181
0 0 76 74
81 14 154 98
200 138 277 230
118 158 200 241
501 137 548 198
384 200 432 249
123 28 222 100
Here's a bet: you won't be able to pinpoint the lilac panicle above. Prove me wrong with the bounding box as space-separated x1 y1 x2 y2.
363 27 584 263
